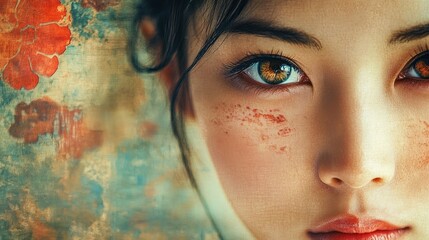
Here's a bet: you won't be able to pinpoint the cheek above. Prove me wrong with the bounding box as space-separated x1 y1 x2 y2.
201 102 303 201
397 120 429 196
210 103 293 155
411 120 429 168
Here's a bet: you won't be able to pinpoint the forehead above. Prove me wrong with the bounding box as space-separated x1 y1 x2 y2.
240 0 429 43
244 0 429 23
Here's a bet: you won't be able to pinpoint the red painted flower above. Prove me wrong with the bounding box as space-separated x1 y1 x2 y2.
0 0 71 90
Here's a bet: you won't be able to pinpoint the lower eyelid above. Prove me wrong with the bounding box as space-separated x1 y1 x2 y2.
226 71 311 97
231 72 291 92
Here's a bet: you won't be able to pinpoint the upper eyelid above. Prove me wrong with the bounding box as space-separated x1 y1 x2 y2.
400 50 429 75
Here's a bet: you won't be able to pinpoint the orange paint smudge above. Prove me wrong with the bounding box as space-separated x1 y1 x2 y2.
139 121 158 139
32 220 56 240
9 97 103 160
252 108 286 124
9 97 59 143
268 145 288 155
214 103 287 127
81 0 121 11
212 103 293 154
277 127 293 137
56 108 103 160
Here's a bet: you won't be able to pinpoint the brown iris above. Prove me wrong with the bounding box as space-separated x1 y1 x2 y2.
414 56 429 78
258 60 292 84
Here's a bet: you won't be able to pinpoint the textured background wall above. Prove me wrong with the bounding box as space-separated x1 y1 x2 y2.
0 0 216 238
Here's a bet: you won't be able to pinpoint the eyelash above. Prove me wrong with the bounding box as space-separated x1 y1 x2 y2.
397 43 429 84
223 45 429 95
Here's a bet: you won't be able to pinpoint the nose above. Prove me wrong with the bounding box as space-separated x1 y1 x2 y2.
316 74 396 189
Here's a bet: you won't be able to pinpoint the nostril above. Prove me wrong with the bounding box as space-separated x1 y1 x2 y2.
331 177 343 186
372 177 383 184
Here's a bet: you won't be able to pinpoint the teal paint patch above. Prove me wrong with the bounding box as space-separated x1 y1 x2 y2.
0 80 33 111
94 8 120 39
0 81 17 108
69 2 123 40
107 140 157 234
106 138 216 239
0 220 11 239
0 142 62 238
80 177 104 217
0 138 105 238
70 2 94 39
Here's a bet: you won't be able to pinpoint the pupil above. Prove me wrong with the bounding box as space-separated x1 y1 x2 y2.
271 62 282 73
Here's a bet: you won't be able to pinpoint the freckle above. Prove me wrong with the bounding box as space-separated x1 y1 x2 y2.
261 134 269 141
246 106 250 110
224 131 228 135
416 155 429 168
268 145 277 151
237 104 241 107
211 119 222 126
278 127 292 136
422 120 429 137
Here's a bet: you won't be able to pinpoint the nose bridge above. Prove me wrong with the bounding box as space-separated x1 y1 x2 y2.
317 66 396 189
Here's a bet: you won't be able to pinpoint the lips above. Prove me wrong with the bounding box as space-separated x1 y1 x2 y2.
308 214 410 240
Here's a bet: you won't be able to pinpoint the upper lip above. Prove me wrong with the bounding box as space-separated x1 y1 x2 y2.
308 214 409 234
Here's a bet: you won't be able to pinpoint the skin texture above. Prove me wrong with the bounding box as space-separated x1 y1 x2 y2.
171 1 429 239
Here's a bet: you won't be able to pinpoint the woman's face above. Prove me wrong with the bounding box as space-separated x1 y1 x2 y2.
185 1 429 239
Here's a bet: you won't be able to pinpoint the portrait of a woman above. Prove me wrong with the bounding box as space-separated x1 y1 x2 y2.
134 0 429 239
2 0 429 239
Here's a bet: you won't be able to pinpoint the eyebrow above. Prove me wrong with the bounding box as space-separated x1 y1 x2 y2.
389 22 429 44
226 19 322 50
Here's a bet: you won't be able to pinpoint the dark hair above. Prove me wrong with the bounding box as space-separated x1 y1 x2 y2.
129 0 249 238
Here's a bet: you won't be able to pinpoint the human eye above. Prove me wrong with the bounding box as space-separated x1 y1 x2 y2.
398 51 429 82
244 58 304 85
223 53 310 94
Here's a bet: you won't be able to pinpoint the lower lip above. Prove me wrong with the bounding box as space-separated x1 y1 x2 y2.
308 229 408 240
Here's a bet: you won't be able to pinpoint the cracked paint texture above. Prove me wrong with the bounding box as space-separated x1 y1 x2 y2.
0 0 215 239
0 0 71 90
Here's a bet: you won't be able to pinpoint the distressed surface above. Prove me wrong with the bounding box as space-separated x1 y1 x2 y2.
0 0 216 238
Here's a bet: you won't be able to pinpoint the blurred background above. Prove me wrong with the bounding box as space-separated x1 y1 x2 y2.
0 0 216 239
